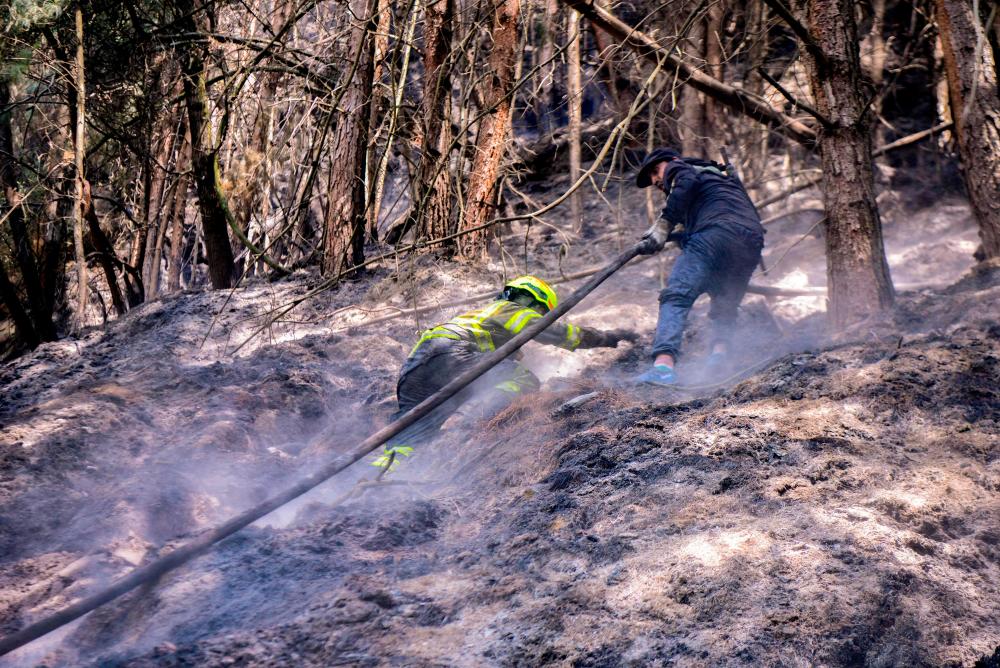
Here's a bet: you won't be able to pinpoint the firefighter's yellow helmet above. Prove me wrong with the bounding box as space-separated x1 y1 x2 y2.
502 275 558 313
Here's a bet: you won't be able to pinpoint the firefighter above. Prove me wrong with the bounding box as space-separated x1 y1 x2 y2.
634 147 765 386
375 276 636 466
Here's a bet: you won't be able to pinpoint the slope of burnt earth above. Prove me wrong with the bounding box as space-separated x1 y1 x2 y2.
32 261 996 668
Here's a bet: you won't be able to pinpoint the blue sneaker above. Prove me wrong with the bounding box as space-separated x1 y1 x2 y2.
635 364 677 386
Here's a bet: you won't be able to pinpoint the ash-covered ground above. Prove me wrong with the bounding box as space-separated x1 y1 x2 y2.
1 185 998 667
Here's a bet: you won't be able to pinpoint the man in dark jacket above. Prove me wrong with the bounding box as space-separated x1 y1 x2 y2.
633 147 765 386
375 275 635 467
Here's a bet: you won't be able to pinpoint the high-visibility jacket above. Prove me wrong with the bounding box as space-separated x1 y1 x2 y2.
410 299 598 356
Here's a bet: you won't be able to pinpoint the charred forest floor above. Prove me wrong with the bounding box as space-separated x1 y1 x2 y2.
1 182 998 667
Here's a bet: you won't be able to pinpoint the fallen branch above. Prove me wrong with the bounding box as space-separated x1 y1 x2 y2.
759 0 830 71
558 0 818 147
760 208 825 226
873 121 952 154
337 255 828 335
748 284 826 297
512 117 618 177
757 67 832 128
755 121 954 209
337 260 648 334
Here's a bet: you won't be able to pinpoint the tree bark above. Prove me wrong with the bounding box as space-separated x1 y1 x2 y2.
934 0 1000 259
0 82 56 342
567 7 583 232
39 131 69 324
992 7 1000 86
407 0 455 245
131 55 169 281
703 3 725 149
868 0 887 128
462 0 521 258
365 0 393 238
370 7 418 241
230 0 293 260
534 0 559 135
176 0 237 289
147 174 177 299
72 4 88 330
322 0 375 276
0 259 39 349
167 121 193 293
679 17 707 155
795 0 895 327
82 182 127 316
142 111 179 291
745 2 770 188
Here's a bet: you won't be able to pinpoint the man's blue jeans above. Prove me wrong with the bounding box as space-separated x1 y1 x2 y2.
652 224 764 359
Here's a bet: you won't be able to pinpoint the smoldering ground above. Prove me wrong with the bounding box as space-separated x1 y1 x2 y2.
20 262 997 667
2 192 997 665
127 262 998 667
0 275 411 665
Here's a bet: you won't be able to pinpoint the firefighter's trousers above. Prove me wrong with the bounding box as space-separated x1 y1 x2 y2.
390 338 540 448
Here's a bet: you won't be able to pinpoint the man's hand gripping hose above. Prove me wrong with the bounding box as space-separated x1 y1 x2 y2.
638 221 670 255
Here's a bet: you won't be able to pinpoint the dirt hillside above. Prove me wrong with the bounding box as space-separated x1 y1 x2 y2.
1 192 998 667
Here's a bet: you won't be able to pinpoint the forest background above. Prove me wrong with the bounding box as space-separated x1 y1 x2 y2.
0 0 998 359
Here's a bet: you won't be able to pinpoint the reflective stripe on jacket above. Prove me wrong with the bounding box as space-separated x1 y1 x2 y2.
411 299 587 356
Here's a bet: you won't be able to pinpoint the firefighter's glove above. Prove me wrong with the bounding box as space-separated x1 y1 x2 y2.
601 328 639 348
638 222 669 255
371 445 414 471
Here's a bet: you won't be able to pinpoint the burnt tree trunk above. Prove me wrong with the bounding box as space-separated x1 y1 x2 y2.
177 0 237 289
408 0 455 245
935 0 1000 259
534 0 559 135
230 0 293 255
365 0 393 239
71 3 88 329
167 121 193 293
589 0 638 120
0 260 39 349
147 172 177 298
462 0 520 258
82 182 127 316
322 0 375 277
703 4 725 149
142 110 179 291
681 6 724 156
567 7 583 232
680 15 707 156
0 82 55 342
796 0 895 328
131 55 169 282
39 114 69 323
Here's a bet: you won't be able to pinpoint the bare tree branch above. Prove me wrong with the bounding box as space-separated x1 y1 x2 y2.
557 0 818 147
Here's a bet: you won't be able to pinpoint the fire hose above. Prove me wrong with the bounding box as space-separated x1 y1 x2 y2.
0 242 645 658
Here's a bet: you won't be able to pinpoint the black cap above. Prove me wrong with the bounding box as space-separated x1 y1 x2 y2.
636 147 680 188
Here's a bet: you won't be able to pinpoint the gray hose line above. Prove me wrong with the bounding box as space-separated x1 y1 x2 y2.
0 243 643 658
